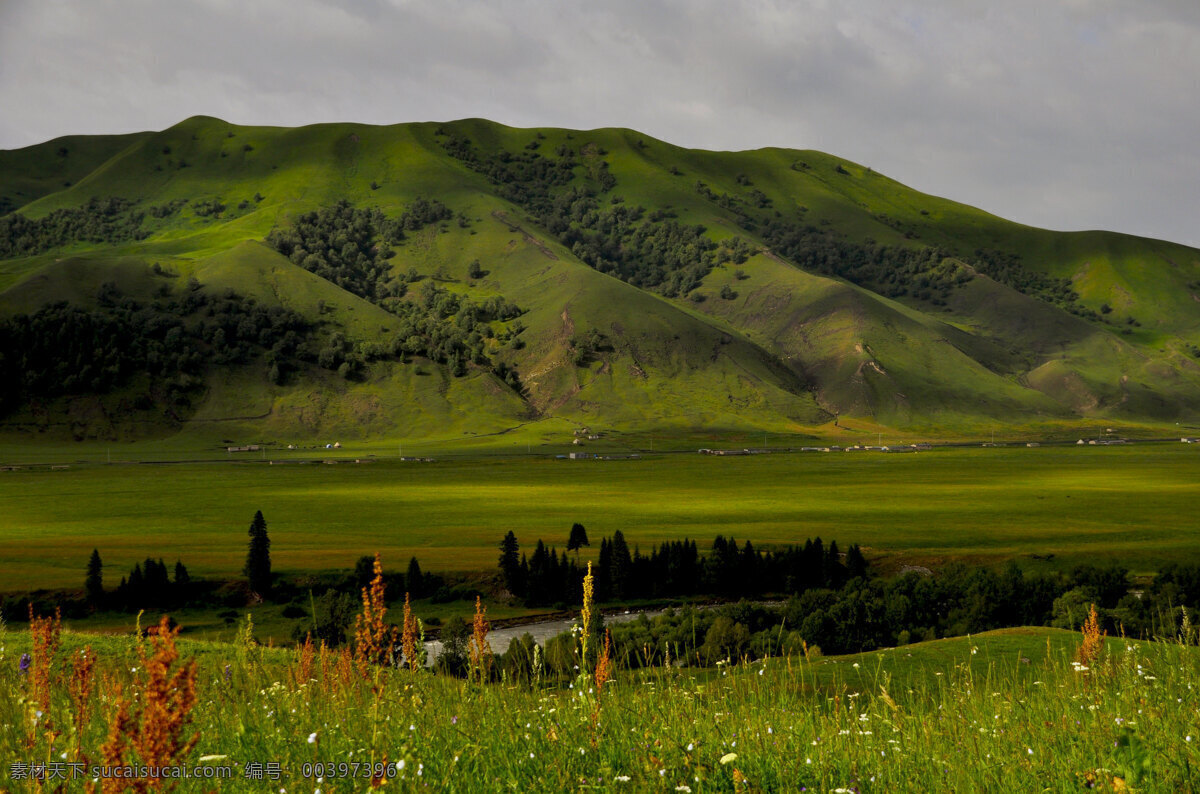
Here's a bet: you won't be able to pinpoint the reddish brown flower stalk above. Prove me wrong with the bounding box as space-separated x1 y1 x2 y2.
295 632 315 686
29 604 62 713
130 617 199 786
69 646 96 758
469 595 493 683
401 592 420 672
353 553 397 675
1077 602 1107 668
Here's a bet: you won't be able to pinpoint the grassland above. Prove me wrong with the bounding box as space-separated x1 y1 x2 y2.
1 445 1196 593
3 616 1197 792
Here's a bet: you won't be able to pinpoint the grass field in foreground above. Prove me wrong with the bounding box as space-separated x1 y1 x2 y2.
0 444 1197 592
2 622 1197 791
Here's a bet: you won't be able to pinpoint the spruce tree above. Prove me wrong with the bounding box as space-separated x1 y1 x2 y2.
596 539 613 601
824 539 846 589
85 549 104 607
406 556 423 598
567 523 589 553
499 531 522 595
610 530 632 600
845 544 869 580
127 563 144 609
354 555 376 590
244 510 272 595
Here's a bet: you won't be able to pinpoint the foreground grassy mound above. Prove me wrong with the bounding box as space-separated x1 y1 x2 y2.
2 617 1197 791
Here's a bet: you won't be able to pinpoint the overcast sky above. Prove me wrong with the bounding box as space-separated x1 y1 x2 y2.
2 0 1197 246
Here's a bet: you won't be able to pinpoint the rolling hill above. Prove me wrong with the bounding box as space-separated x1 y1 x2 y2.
1 115 1198 449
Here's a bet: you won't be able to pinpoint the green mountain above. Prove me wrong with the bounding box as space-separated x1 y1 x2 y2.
1 115 1198 448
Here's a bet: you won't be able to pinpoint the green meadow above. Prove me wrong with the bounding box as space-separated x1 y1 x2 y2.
2 444 1196 592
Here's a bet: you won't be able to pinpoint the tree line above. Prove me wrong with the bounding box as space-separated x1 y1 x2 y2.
439 134 753 299
592 559 1192 668
265 198 453 301
498 528 867 608
0 194 238 259
0 281 317 417
0 197 149 258
266 199 528 390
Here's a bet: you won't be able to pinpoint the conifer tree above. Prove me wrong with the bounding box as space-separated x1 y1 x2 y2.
845 544 869 580
406 556 424 598
610 530 632 600
244 509 272 595
499 531 522 595
85 549 104 607
567 523 589 553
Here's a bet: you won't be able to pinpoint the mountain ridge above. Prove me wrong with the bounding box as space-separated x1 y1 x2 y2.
1 115 1197 447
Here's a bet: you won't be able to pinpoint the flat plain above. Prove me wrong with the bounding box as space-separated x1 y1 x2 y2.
2 443 1196 592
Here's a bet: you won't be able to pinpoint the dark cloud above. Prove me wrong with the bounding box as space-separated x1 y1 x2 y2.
2 0 1197 245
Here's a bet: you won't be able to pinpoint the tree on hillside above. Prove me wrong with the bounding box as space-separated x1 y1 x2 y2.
567 523 589 554
499 531 522 595
85 549 104 607
244 510 272 595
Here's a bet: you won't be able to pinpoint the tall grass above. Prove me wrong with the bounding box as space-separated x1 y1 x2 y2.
1 604 1198 791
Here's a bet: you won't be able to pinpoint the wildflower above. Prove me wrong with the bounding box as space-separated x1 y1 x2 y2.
396 760 405 771
614 775 631 782
1027 748 1034 755
18 653 30 675
686 743 694 751
720 752 738 765
451 715 458 724
581 562 595 670
307 732 317 744
676 787 693 793
224 664 232 683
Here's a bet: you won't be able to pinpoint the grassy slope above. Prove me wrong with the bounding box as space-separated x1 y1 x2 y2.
2 116 1199 447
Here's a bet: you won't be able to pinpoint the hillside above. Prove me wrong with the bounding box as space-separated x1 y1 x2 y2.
2 115 1198 448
